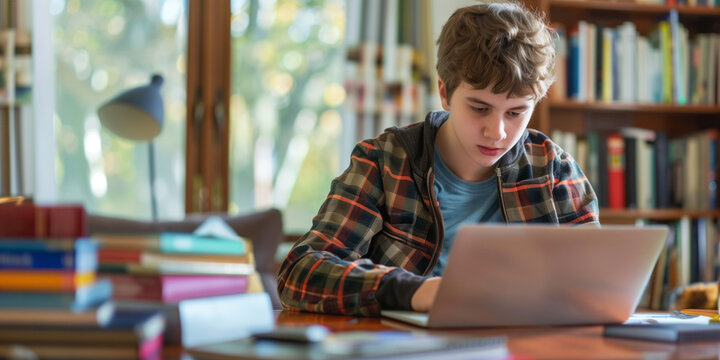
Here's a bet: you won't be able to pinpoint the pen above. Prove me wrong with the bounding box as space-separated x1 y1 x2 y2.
680 309 720 322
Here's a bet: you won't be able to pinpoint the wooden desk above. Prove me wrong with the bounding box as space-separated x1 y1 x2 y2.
272 311 720 360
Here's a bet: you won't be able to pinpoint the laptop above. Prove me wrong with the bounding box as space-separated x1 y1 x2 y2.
381 224 667 328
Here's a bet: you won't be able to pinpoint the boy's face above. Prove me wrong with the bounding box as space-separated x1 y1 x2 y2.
438 79 535 178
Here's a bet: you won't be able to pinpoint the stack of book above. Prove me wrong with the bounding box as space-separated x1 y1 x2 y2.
96 232 259 302
0 201 166 359
0 235 164 359
95 231 273 346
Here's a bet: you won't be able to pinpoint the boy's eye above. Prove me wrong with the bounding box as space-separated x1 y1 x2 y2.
508 111 522 117
472 107 488 113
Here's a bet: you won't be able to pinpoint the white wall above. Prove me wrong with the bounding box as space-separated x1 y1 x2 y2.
30 0 57 203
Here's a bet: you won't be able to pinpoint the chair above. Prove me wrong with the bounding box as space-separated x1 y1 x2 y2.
87 209 284 309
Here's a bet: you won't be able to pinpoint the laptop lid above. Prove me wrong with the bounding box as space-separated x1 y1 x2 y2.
383 224 667 329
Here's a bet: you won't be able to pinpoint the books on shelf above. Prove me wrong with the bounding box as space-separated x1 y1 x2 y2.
635 217 719 310
552 128 719 212
344 0 431 143
558 17 720 106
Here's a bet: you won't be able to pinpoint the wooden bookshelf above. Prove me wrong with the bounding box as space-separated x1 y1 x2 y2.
550 0 720 16
524 0 720 310
601 208 720 222
549 100 720 114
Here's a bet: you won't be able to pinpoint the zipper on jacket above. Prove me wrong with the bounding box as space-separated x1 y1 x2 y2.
423 167 445 276
496 167 508 223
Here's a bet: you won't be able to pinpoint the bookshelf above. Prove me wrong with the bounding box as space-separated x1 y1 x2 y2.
0 0 32 197
527 0 720 214
342 0 434 155
524 0 720 309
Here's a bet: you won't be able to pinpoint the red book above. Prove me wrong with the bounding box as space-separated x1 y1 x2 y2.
607 134 626 209
0 204 86 237
98 248 143 264
103 274 249 302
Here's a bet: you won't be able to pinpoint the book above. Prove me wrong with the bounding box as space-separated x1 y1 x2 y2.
604 323 720 342
0 269 95 291
0 336 162 360
0 237 98 271
0 300 115 327
116 292 274 346
94 232 247 255
186 331 508 360
606 133 626 209
0 307 164 360
0 203 86 237
0 278 112 311
103 274 249 302
99 261 254 276
654 132 671 208
624 136 638 208
179 292 274 347
98 248 253 266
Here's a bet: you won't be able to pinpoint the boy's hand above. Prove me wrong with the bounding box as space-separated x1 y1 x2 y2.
411 277 442 312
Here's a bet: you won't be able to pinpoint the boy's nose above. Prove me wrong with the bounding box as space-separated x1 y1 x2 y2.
483 116 506 142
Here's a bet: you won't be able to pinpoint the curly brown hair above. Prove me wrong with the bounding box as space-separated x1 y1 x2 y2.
436 1 556 102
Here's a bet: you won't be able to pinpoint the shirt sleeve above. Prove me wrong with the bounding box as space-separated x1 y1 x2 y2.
276 140 425 316
552 148 600 225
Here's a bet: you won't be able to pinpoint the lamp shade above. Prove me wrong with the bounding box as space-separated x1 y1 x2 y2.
98 74 165 141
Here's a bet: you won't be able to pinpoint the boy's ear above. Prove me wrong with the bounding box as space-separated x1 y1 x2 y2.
438 78 450 110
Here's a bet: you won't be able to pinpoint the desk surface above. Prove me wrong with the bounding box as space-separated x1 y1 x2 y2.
270 311 720 360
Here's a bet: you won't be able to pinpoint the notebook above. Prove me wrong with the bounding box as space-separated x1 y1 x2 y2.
603 312 720 342
382 224 667 328
186 331 508 360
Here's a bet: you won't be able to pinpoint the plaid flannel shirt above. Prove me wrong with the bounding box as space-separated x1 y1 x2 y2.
277 111 599 317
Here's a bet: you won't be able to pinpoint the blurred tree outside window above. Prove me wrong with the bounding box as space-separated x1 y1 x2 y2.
52 0 187 220
229 0 346 233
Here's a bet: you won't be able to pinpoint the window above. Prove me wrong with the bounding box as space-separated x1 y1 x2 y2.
52 0 346 232
228 0 346 232
53 0 187 219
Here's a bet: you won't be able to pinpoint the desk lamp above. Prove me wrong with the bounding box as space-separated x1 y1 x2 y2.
97 74 164 221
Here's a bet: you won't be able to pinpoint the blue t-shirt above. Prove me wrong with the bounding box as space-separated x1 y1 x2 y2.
431 149 503 276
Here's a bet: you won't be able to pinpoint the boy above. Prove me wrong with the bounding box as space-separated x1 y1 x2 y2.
277 1 599 317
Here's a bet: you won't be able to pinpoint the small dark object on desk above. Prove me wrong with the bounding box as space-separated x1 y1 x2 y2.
252 325 330 343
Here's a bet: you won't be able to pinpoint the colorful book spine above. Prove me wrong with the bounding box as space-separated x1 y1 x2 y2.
98 248 143 264
607 134 626 209
0 279 112 311
0 270 95 291
0 301 115 327
159 233 246 255
568 28 579 99
0 238 98 271
0 204 86 237
602 27 613 102
659 21 673 104
104 274 249 302
706 130 718 210
96 233 247 255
